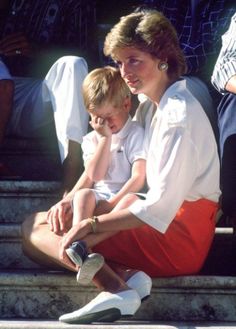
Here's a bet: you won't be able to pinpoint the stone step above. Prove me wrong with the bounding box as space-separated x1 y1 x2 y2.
0 223 41 269
1 319 236 329
0 133 62 181
1 270 236 322
0 153 62 181
1 132 58 154
0 180 61 224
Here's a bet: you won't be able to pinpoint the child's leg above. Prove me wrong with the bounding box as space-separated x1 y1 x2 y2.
68 188 105 283
72 188 97 226
66 188 97 265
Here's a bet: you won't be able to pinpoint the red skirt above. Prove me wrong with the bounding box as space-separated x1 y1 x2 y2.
93 199 218 277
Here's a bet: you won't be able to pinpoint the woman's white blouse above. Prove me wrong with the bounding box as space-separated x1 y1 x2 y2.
129 79 220 233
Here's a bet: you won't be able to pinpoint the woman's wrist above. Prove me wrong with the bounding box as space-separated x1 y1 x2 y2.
88 216 99 233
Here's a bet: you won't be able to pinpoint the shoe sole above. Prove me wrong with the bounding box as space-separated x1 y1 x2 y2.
141 294 150 302
77 253 104 285
65 248 83 267
60 307 122 324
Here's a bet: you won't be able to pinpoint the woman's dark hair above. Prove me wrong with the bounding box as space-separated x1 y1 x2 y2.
104 9 187 79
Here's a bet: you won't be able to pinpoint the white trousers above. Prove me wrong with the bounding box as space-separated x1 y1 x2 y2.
3 56 89 162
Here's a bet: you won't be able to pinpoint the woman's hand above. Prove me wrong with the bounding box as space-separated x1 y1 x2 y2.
46 196 73 234
59 219 92 261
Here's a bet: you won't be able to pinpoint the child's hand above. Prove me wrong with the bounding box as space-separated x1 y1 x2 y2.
46 197 73 234
90 116 112 137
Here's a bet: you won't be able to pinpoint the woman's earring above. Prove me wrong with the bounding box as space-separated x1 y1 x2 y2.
158 62 168 71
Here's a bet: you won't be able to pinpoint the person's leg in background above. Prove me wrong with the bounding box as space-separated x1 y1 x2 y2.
0 59 15 176
0 79 14 144
0 79 14 176
3 56 88 192
184 76 219 143
218 93 236 231
44 56 89 195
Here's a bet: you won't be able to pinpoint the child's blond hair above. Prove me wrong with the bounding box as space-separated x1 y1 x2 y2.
82 66 131 113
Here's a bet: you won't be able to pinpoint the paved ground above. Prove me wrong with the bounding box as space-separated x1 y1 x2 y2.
1 320 236 329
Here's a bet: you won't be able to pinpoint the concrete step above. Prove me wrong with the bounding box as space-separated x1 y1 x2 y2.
0 133 62 181
0 223 41 269
1 271 236 321
0 180 61 224
1 319 236 329
0 180 61 269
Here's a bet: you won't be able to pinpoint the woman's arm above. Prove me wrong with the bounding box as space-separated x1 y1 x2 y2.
225 75 236 94
59 207 144 260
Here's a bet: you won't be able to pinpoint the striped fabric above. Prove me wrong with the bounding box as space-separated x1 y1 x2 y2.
141 0 235 80
211 13 236 94
0 0 96 51
0 0 97 76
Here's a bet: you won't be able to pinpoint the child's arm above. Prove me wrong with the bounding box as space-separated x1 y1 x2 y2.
65 171 93 199
85 116 112 182
106 158 146 209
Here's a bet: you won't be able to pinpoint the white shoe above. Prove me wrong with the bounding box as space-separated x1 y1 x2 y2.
126 271 152 301
76 253 104 285
59 289 141 324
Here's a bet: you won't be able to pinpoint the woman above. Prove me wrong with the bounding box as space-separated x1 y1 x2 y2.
21 9 220 324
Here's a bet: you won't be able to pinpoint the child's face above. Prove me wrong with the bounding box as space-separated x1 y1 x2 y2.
91 98 130 134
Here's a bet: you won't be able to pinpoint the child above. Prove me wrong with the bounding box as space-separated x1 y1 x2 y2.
66 66 146 285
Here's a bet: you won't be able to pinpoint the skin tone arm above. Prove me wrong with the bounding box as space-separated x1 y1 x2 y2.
225 74 236 94
85 115 112 182
96 159 146 214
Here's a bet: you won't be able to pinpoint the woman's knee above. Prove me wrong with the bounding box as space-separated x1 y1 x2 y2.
21 212 47 244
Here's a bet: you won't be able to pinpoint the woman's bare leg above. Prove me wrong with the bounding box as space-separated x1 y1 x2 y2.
21 194 141 294
21 212 76 271
22 211 132 293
